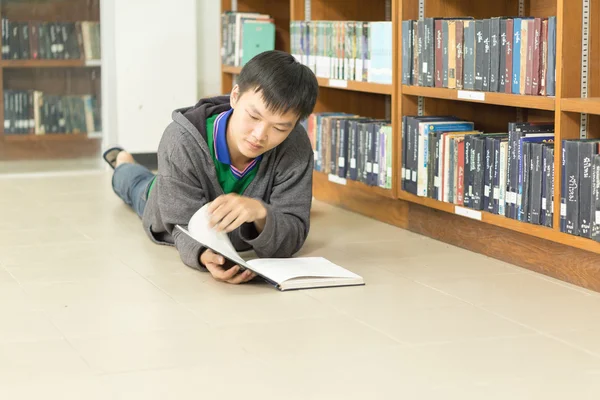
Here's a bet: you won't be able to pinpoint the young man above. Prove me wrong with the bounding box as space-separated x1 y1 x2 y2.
104 50 319 284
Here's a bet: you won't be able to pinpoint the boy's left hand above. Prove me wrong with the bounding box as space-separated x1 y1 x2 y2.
207 194 267 233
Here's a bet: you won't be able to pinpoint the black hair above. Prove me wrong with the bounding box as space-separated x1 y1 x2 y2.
236 50 319 123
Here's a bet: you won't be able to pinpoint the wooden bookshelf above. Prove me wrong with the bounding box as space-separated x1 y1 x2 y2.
561 98 600 115
0 0 102 161
222 65 242 75
402 85 556 111
221 0 600 292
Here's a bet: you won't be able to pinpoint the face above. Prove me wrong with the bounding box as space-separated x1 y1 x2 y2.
229 85 299 159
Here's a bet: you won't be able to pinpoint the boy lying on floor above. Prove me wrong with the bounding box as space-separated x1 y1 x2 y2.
103 50 319 285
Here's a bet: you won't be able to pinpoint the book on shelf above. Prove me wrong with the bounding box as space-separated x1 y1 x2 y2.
3 89 101 135
400 116 576 232
291 20 392 85
301 112 392 189
176 204 365 291
221 11 275 67
1 17 100 61
401 16 556 96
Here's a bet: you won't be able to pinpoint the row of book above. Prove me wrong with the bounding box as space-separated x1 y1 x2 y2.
1 18 101 61
3 89 101 135
301 113 393 189
401 116 600 241
291 21 393 84
221 12 275 67
401 17 557 96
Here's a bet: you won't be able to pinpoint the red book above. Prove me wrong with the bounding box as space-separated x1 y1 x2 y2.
532 18 541 95
435 20 443 87
505 19 514 94
526 19 535 95
539 19 548 96
455 20 464 89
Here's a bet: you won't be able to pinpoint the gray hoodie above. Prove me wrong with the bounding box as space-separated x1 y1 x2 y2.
141 95 314 270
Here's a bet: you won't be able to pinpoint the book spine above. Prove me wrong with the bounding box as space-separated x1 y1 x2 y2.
560 140 567 231
417 124 428 196
402 20 411 85
427 131 436 197
337 120 347 178
457 138 465 206
499 142 508 216
456 21 464 90
541 145 548 225
505 19 514 94
547 147 555 227
522 142 531 222
449 139 456 203
473 137 485 210
579 142 598 238
435 20 443 88
520 19 529 95
426 18 435 87
490 18 501 92
532 18 541 96
547 17 556 96
565 141 580 235
401 117 407 189
482 19 491 92
372 123 380 186
540 19 548 96
464 136 472 207
526 19 535 95
433 133 441 199
386 125 393 189
499 19 507 93
448 21 456 89
493 139 501 213
442 20 449 88
413 21 420 85
531 143 543 224
592 154 600 242
512 18 521 94
484 137 494 212
475 20 484 91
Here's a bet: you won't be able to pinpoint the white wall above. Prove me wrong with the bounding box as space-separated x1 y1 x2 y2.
197 0 222 98
102 0 198 154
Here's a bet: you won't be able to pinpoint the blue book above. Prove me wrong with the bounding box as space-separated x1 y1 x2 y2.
511 18 522 94
368 22 393 84
547 17 556 96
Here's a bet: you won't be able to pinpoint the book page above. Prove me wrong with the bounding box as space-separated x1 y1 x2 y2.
176 204 248 267
247 257 361 284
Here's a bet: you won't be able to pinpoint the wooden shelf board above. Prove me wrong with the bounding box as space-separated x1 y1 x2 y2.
221 65 392 95
314 171 394 199
561 98 600 115
222 65 242 75
402 85 556 111
0 59 100 68
397 190 600 255
2 133 99 142
316 77 392 95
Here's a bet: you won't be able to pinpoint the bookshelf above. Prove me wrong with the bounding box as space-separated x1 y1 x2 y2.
0 0 102 161
220 0 600 292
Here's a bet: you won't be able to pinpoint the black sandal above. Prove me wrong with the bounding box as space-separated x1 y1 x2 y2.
102 146 124 169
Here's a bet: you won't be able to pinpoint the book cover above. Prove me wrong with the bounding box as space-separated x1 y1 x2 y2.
520 19 529 95
531 18 542 95
475 20 484 91
564 140 580 235
547 16 556 96
522 142 531 222
442 20 449 88
539 18 548 96
464 20 476 90
402 21 413 85
505 19 514 94
448 20 457 89
490 17 501 92
530 143 544 224
482 19 491 91
499 141 509 216
525 18 535 95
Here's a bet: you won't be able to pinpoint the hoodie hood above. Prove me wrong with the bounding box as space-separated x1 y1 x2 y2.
172 95 232 146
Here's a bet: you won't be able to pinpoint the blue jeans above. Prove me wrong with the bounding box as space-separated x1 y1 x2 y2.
112 163 155 218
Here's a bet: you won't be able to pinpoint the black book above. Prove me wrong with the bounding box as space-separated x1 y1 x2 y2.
401 116 408 189
578 141 600 238
442 20 449 88
402 21 413 85
433 133 442 200
482 19 491 91
425 18 436 87
464 135 473 207
427 131 437 198
530 143 544 225
499 19 508 93
472 137 485 210
475 20 484 91
417 20 425 86
592 154 600 242
521 142 531 222
563 140 580 235
490 17 502 92
484 137 495 212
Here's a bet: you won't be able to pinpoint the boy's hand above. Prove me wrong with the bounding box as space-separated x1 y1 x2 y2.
200 249 256 284
207 194 267 233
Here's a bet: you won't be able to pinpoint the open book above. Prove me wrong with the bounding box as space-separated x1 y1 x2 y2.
175 204 365 291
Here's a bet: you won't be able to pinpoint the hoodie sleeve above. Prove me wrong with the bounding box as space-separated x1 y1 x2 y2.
237 135 314 258
154 131 209 270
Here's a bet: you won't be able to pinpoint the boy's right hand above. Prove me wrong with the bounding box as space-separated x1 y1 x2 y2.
200 249 256 284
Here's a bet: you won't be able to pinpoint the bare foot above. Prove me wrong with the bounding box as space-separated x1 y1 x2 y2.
115 151 135 167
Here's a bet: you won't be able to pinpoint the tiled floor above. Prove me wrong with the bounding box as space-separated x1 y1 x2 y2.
1 170 600 399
